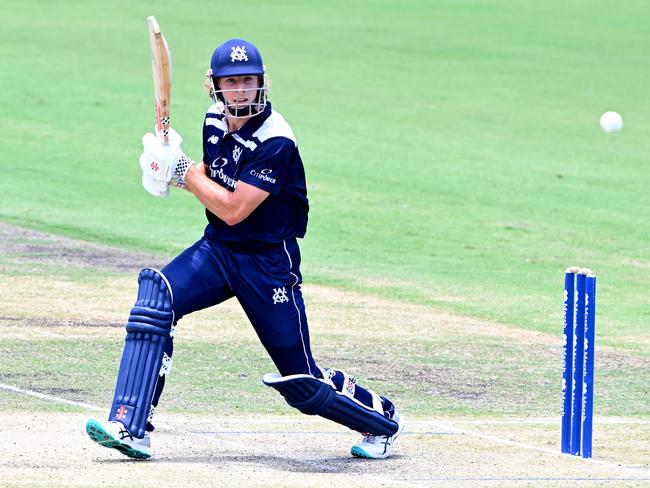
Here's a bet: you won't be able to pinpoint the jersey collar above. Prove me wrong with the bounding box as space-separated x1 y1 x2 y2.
231 101 272 140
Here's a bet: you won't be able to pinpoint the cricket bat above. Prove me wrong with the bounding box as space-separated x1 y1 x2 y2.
147 16 171 144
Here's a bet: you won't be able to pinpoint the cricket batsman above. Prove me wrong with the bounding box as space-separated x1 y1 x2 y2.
86 38 405 460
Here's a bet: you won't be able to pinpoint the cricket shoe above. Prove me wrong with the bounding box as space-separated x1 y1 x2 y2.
85 418 152 460
351 412 405 459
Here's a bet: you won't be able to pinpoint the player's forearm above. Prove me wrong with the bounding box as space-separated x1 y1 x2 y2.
184 165 242 224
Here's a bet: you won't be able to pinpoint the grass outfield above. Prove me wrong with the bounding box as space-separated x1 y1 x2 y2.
1 225 648 421
3 0 650 344
1 3 650 478
2 2 649 357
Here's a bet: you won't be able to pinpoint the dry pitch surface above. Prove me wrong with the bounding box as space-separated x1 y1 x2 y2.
1 223 649 487
1 412 649 487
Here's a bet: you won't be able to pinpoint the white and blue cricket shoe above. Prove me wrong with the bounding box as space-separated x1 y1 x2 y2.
351 412 405 459
85 418 152 460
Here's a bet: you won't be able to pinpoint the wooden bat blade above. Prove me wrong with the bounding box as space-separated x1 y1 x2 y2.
147 16 171 143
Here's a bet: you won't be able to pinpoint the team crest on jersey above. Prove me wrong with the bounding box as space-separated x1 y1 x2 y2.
232 145 243 164
272 287 289 304
230 46 248 62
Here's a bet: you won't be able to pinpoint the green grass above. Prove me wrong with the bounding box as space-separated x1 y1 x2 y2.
1 1 649 416
3 1 650 341
2 334 647 417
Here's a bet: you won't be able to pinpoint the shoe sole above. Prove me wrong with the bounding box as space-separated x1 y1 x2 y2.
85 419 151 460
351 445 386 459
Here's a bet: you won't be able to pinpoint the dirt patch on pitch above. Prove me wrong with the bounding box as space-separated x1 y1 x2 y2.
0 317 122 328
0 222 169 273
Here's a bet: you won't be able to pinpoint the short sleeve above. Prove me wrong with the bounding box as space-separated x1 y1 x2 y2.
238 137 295 196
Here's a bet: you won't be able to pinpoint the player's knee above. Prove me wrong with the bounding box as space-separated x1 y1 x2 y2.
263 373 334 415
262 372 398 436
127 268 174 336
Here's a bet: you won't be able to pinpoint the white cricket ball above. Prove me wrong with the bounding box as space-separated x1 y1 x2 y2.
599 111 623 133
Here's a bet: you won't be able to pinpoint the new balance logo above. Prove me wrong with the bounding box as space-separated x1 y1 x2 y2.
208 135 219 144
272 287 289 304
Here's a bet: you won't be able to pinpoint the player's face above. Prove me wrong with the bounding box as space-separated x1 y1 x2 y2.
217 75 260 109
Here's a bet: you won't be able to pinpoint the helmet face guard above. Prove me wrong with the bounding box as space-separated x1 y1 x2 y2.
208 74 267 118
208 39 268 118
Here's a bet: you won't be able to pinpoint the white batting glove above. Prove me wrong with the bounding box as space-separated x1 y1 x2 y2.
140 171 170 198
154 126 183 148
140 128 195 191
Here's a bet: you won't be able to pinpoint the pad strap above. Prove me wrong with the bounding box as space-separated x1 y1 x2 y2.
110 268 174 438
263 373 398 436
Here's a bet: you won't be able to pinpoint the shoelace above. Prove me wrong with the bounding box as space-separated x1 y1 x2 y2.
362 433 389 444
361 413 397 444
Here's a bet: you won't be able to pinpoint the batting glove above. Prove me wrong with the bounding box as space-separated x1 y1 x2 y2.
140 171 170 198
140 128 195 192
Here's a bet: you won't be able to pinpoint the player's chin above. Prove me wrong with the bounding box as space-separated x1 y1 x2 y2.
228 104 254 116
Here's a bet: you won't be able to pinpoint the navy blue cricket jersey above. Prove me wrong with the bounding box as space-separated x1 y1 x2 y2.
202 102 309 243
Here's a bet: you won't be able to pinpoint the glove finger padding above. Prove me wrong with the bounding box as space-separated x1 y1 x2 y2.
143 128 183 157
140 127 194 188
139 151 150 172
142 133 175 163
139 149 174 182
154 126 183 147
141 172 170 198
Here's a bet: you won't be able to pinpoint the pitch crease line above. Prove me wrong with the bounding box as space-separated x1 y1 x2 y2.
429 420 650 477
421 418 650 426
0 382 103 411
3 382 649 477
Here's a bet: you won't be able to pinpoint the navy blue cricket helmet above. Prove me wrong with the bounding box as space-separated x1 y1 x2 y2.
210 38 265 77
208 38 268 118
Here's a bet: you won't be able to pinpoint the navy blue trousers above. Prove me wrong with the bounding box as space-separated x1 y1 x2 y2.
145 230 382 425
162 234 319 376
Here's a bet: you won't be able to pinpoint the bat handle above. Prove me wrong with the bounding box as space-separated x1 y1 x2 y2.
156 104 170 144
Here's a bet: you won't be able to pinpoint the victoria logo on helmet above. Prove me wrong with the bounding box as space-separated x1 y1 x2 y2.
230 46 248 62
